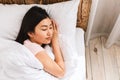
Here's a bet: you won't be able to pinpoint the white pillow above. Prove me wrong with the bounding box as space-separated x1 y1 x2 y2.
0 0 80 61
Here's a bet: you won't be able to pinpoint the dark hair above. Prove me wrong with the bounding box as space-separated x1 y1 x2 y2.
15 6 50 44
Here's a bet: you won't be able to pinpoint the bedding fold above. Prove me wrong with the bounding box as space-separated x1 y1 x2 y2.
0 43 58 80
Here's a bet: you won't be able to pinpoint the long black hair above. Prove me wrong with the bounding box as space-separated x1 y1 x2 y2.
15 6 50 44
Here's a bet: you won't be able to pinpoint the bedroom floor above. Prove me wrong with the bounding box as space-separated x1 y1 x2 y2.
86 36 120 80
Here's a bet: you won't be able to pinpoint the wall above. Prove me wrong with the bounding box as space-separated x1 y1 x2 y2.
92 0 120 36
85 0 120 46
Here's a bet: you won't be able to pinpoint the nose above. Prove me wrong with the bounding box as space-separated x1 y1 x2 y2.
47 29 52 36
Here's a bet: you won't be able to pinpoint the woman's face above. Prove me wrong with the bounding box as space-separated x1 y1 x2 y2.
28 17 53 45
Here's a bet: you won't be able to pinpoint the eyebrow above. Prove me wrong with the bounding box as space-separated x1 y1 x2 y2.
41 25 48 27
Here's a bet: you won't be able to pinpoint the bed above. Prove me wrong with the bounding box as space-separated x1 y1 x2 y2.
0 0 88 80
0 28 85 80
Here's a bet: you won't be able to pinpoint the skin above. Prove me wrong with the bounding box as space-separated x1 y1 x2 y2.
28 18 65 78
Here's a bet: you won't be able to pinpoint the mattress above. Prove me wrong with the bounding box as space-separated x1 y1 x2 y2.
75 28 86 80
76 28 85 56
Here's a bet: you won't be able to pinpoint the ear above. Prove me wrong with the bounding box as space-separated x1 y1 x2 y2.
27 32 34 38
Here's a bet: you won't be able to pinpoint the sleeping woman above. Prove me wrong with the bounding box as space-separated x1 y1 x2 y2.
15 6 65 78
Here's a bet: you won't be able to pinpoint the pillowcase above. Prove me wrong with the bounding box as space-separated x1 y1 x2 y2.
0 0 80 61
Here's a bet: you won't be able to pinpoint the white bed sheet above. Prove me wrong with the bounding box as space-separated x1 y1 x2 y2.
0 28 85 80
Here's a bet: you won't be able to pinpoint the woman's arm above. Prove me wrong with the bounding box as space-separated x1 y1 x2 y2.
35 51 65 78
51 20 65 71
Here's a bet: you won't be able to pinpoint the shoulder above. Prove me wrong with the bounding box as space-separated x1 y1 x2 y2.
23 39 44 55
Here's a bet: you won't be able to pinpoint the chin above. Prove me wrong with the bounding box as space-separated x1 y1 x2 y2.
44 41 51 45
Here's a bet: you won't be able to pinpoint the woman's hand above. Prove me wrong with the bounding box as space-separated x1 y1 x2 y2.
51 19 59 46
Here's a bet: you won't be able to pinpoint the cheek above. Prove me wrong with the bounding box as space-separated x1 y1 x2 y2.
36 31 47 39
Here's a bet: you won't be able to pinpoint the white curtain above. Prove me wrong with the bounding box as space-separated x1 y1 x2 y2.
85 0 120 48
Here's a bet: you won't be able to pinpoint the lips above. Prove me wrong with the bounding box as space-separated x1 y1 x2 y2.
46 37 52 40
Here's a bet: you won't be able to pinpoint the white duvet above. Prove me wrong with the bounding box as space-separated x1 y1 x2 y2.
0 28 85 80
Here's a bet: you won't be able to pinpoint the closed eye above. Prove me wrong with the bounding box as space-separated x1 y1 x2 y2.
41 29 47 31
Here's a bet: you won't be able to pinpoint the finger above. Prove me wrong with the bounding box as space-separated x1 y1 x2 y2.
51 19 58 31
51 19 55 30
54 23 57 31
54 22 58 31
